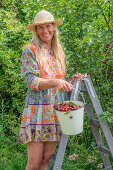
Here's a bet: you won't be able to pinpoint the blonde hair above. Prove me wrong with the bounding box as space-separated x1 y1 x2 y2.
30 26 65 74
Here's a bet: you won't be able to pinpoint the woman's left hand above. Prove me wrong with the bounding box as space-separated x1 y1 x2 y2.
71 73 88 84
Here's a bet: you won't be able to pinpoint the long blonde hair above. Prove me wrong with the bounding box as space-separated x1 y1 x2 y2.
30 26 65 74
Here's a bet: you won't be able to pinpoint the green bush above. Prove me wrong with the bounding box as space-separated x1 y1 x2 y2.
0 0 113 169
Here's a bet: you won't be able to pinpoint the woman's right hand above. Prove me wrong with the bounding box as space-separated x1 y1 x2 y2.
54 79 74 92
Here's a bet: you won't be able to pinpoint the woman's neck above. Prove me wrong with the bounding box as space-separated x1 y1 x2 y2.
45 43 52 50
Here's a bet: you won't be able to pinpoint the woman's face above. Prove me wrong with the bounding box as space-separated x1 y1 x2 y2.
36 23 56 47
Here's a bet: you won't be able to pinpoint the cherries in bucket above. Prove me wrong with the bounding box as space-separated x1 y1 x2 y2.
54 100 84 135
54 101 81 115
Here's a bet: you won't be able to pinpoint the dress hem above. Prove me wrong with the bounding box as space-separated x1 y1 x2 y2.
18 124 62 144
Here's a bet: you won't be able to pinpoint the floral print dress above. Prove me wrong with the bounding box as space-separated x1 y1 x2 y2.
18 44 65 144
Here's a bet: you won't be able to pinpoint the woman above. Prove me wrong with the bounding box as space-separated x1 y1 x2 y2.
18 10 87 170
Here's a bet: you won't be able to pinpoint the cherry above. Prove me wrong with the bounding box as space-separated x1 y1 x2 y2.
107 43 110 46
54 101 81 112
70 116 73 119
71 108 75 110
104 48 108 52
104 43 110 51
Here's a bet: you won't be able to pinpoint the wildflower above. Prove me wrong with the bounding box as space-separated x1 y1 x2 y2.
72 157 75 160
69 155 73 161
89 155 96 160
97 163 103 168
73 154 79 158
87 158 93 162
69 154 79 161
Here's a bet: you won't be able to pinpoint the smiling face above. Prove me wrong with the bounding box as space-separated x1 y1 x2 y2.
36 23 56 48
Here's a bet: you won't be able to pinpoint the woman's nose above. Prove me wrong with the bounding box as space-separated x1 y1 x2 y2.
43 27 48 33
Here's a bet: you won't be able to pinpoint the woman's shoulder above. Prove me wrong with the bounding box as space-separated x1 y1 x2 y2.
24 43 38 53
22 44 39 61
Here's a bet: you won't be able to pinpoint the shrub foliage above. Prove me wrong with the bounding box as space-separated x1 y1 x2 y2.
0 0 113 169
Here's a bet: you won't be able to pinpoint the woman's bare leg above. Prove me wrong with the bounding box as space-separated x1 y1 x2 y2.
26 141 44 170
40 141 57 170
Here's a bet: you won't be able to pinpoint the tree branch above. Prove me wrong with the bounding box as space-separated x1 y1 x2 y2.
108 1 111 24
96 1 113 34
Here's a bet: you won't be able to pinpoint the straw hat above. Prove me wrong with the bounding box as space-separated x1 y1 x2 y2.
27 10 63 31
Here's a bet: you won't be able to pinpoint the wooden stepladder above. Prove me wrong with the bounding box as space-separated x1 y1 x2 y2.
50 76 113 170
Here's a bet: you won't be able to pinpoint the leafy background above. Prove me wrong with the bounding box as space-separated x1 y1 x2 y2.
0 0 113 169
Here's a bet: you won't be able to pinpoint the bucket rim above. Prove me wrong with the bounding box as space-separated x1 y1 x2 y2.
54 106 84 112
54 100 84 112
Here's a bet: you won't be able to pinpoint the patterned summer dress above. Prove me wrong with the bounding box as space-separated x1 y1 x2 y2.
18 44 65 144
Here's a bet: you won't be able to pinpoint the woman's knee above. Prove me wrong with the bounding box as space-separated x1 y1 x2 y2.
41 142 57 165
27 157 42 169
42 151 53 165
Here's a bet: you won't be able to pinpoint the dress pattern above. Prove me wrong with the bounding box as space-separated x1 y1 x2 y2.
18 44 65 144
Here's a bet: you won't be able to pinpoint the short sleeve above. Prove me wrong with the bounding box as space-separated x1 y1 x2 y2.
21 47 42 90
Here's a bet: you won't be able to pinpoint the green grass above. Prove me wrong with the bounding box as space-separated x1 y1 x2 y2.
0 111 113 170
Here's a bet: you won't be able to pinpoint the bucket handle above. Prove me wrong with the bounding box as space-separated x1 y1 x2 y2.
74 89 86 105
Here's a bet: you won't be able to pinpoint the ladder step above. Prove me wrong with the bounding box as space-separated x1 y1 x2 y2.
90 118 100 126
99 146 112 156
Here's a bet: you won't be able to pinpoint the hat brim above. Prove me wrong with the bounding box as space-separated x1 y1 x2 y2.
26 19 63 31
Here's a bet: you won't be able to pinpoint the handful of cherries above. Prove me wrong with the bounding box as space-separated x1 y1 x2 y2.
54 101 81 114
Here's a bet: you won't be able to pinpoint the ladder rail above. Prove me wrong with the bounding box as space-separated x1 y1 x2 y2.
84 76 113 157
85 104 112 170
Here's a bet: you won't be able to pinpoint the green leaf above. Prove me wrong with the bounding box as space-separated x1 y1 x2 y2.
68 101 75 106
101 117 107 123
58 105 60 110
64 110 71 114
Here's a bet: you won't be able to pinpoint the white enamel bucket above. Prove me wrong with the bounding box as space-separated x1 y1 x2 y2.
55 101 84 135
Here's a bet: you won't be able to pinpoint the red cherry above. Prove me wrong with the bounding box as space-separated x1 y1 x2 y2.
65 102 68 106
107 43 110 46
103 61 107 64
104 48 108 51
71 108 75 110
70 116 73 119
56 102 82 111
